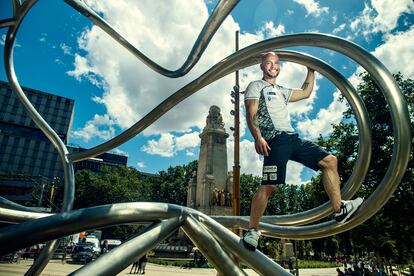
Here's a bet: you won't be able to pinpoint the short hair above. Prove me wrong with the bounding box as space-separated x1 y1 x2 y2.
261 52 278 64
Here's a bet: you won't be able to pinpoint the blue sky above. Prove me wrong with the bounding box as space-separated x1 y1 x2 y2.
1 0 413 183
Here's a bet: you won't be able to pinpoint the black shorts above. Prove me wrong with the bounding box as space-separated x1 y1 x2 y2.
261 132 329 185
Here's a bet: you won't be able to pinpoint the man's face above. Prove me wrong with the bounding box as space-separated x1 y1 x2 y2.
260 54 280 78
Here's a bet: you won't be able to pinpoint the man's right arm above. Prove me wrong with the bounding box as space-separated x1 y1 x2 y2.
245 99 271 156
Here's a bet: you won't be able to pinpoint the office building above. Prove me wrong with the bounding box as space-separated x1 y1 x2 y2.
0 80 74 202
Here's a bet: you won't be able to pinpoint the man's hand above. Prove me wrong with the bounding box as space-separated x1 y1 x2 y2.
254 137 271 156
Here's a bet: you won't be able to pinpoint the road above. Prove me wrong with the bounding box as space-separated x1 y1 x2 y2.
0 259 337 275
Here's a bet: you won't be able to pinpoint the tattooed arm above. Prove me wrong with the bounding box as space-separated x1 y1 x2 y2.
245 99 271 156
289 67 315 102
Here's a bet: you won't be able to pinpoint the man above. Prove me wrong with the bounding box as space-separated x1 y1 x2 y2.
242 52 363 250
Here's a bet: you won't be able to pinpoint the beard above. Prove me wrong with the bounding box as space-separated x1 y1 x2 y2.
264 69 279 78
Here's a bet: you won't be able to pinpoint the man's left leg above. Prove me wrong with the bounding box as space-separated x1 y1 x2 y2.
291 137 363 223
318 155 342 212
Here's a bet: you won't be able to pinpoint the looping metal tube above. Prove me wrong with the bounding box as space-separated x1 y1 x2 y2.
0 0 411 275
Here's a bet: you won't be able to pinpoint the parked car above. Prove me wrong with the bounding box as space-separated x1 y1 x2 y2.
71 244 95 264
21 244 45 259
0 252 18 263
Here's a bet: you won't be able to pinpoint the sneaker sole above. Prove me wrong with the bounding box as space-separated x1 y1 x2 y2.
242 238 257 251
337 198 363 224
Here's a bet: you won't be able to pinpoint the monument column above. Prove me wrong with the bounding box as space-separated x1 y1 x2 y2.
195 106 230 215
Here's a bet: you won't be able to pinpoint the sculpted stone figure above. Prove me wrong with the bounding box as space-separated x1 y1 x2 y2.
206 105 224 129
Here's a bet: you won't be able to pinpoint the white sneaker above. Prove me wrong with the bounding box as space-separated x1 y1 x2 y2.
334 197 363 224
242 228 261 251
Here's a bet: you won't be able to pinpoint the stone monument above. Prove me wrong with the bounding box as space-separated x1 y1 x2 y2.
187 105 232 215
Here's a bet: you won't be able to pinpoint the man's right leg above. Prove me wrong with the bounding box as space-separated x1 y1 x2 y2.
248 185 276 229
242 185 276 251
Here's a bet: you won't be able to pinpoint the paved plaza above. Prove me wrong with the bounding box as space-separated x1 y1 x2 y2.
0 259 338 276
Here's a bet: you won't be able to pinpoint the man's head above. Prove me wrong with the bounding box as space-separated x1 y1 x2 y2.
260 52 280 79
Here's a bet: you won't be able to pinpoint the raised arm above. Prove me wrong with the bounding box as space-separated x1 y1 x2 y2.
289 68 315 102
245 99 271 156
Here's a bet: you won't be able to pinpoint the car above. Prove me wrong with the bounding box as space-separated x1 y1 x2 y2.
71 244 95 264
0 252 18 263
21 244 45 259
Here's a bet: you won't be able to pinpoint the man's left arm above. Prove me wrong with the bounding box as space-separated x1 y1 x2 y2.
289 68 315 102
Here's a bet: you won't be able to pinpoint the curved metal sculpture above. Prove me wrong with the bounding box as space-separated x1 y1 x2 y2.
0 0 411 275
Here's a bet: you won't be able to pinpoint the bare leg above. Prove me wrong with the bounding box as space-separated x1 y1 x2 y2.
318 155 342 212
248 185 276 229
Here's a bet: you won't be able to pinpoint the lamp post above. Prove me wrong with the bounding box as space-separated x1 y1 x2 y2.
231 30 240 233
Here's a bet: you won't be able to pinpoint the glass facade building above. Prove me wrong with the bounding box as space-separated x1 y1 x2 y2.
67 146 128 172
0 80 74 202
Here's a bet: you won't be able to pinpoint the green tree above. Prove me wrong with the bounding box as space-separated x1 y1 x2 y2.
240 174 261 215
151 160 198 206
74 166 150 209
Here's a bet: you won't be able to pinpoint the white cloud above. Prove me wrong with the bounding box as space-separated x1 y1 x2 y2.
55 58 64 65
186 150 195 157
261 21 285 38
350 0 414 37
286 161 305 184
175 131 200 151
292 0 329 17
66 1 332 183
72 114 116 142
67 55 99 84
333 23 346 34
228 139 262 176
296 91 347 139
136 162 145 168
141 133 175 157
141 131 200 157
372 27 414 79
60 43 73 56
69 0 240 135
112 148 129 157
279 64 320 118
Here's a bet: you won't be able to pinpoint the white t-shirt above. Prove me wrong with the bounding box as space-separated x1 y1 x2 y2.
244 79 294 140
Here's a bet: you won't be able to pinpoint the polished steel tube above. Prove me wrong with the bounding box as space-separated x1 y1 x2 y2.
25 240 60 276
71 218 184 276
182 215 247 276
0 202 184 255
0 18 16 28
194 212 292 276
0 196 46 214
0 206 50 224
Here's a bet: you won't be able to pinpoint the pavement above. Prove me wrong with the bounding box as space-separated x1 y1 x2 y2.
0 259 338 275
